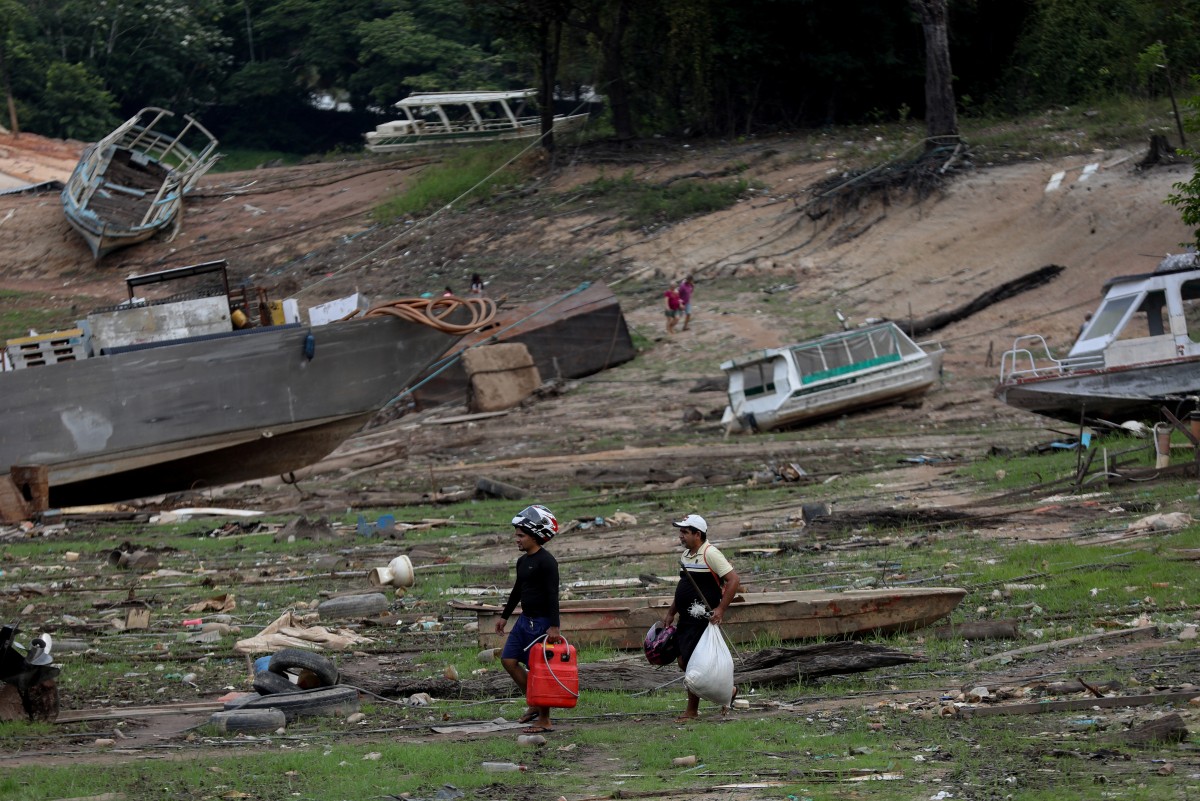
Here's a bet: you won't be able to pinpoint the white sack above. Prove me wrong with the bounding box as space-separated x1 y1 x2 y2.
683 623 735 705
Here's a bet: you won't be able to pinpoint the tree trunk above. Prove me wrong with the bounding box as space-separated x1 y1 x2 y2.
0 42 18 135
537 14 562 155
572 0 635 141
909 0 957 149
602 0 634 140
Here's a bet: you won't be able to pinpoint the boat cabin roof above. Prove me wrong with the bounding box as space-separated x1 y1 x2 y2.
720 321 917 371
1101 255 1200 293
395 89 537 108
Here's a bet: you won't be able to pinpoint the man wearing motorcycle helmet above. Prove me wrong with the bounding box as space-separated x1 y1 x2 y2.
496 504 562 733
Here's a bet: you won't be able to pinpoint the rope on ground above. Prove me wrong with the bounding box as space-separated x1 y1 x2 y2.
355 295 498 334
378 281 592 410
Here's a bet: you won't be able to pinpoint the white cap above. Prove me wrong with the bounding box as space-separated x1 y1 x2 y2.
672 514 708 534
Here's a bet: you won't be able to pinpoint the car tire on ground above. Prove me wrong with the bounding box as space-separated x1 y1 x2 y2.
253 670 299 695
267 648 339 687
239 685 360 721
210 707 287 733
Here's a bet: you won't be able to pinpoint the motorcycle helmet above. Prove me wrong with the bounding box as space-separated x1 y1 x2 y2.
643 621 679 665
512 504 559 544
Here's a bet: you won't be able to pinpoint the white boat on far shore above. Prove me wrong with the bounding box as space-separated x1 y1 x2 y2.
364 89 589 152
721 322 944 432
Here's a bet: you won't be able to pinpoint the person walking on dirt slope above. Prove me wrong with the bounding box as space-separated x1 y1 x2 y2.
678 275 695 331
663 281 682 334
660 513 740 721
496 504 562 733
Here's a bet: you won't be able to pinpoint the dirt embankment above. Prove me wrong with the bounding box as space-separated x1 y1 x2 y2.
0 132 1193 488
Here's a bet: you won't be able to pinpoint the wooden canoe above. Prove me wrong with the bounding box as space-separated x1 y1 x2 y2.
453 586 967 650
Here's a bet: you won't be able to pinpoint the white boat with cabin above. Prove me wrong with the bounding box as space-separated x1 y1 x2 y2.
364 89 589 152
996 253 1200 424
721 322 945 432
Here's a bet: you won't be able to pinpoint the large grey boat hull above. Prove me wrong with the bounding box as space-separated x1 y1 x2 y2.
995 357 1200 424
0 317 458 506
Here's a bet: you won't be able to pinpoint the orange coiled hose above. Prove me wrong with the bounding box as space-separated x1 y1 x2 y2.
360 295 497 334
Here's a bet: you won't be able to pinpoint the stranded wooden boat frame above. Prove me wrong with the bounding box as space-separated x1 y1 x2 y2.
453 586 967 650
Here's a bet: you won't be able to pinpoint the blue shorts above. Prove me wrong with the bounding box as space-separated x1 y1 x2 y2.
501 615 554 665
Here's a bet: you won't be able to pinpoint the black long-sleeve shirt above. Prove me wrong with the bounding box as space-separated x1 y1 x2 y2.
501 547 560 627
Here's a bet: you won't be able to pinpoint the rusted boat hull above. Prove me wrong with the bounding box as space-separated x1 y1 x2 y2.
411 282 636 408
457 587 967 650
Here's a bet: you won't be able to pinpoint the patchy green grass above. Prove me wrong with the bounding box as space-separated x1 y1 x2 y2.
373 142 531 220
564 171 751 229
0 289 96 343
211 149 305 172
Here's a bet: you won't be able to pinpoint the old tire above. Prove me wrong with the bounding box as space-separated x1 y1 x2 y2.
316 593 389 621
239 685 360 722
268 648 339 687
253 670 299 695
224 692 261 710
210 708 286 734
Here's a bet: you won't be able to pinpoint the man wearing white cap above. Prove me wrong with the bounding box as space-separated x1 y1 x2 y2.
661 513 739 721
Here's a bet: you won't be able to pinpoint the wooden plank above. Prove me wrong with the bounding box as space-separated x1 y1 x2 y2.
965 625 1158 668
56 701 223 723
424 410 510 425
958 690 1200 718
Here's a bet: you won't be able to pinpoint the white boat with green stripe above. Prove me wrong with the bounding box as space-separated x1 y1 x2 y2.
364 89 589 152
721 322 944 432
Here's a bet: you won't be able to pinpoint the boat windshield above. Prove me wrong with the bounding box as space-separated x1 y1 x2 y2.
791 326 902 384
1183 278 1200 342
1069 292 1158 356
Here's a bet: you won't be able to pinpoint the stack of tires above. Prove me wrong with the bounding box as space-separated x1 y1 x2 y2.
211 648 359 733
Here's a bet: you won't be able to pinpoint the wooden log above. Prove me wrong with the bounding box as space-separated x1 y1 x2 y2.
958 690 1200 718
965 625 1157 668
475 476 529 500
930 620 1019 641
1117 712 1189 746
894 265 1064 338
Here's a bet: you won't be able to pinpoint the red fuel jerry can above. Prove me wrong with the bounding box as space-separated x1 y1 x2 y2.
526 640 579 709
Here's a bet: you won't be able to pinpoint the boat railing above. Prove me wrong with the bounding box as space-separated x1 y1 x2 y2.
400 115 541 137
998 335 1104 382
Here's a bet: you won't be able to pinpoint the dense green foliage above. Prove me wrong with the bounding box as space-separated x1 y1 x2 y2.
0 0 1196 150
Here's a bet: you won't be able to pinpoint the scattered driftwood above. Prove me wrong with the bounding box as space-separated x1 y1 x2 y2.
802 143 971 221
1117 712 1189 747
930 620 1019 641
891 265 1064 338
